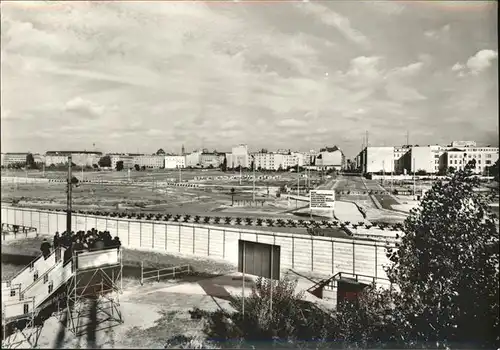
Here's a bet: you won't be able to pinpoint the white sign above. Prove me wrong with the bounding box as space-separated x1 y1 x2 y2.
310 190 335 210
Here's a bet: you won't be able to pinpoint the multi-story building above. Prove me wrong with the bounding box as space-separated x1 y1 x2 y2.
226 144 249 169
45 151 102 167
357 140 498 175
359 147 395 174
315 146 345 171
445 145 498 174
109 154 134 170
2 152 30 167
200 152 225 168
131 154 165 169
185 151 202 168
252 152 282 171
302 150 317 166
165 155 186 169
250 150 304 171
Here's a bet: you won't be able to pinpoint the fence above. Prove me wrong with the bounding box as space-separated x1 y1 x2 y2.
140 263 191 285
1 205 395 281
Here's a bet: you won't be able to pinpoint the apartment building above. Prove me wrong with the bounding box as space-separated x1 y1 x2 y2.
315 146 345 171
2 152 30 167
446 146 498 174
185 151 202 168
165 155 186 169
130 154 165 169
357 141 498 175
200 152 225 168
226 144 249 169
45 151 102 167
109 154 134 170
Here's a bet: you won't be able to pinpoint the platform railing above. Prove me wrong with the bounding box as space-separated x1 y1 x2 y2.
140 263 191 285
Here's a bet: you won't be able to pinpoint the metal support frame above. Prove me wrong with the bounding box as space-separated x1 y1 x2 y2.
58 249 124 337
1 300 42 349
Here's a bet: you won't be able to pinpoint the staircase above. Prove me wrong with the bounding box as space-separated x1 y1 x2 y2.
3 248 66 295
1 247 73 320
307 271 393 305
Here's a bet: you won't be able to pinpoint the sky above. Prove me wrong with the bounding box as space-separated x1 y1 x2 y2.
1 1 498 158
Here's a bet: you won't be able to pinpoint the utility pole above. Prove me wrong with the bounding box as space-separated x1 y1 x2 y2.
179 166 182 183
239 161 242 186
81 167 84 182
42 163 45 177
252 158 256 202
390 168 394 194
67 155 73 234
297 164 300 196
382 160 385 187
413 157 416 200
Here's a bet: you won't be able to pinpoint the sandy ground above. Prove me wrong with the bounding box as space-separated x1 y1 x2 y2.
3 266 328 349
334 201 367 224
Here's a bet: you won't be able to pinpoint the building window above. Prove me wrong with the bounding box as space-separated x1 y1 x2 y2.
24 304 29 314
10 289 16 297
486 160 492 165
486 154 492 158
44 274 48 283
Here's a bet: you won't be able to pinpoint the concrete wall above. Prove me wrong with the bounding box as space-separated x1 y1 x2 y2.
2 176 50 184
1 206 394 281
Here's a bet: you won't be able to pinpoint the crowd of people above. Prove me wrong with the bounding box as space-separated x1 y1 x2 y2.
40 228 121 261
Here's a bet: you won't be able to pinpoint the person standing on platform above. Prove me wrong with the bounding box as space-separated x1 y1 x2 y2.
53 232 60 249
40 238 51 260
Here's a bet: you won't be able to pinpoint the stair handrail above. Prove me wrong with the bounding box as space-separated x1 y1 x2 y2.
30 260 74 310
5 253 44 286
306 272 342 294
20 256 65 300
8 246 65 289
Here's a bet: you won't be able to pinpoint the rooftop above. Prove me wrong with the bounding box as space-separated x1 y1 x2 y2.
45 151 103 155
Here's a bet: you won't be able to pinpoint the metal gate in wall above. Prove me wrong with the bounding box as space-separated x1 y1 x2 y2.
238 240 280 280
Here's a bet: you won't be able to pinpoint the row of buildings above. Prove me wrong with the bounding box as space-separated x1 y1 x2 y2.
0 145 346 171
355 141 499 175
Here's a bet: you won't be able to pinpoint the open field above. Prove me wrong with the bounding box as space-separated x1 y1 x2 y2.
1 168 321 185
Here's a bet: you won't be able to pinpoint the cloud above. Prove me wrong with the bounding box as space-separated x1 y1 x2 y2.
451 49 498 76
64 97 105 119
276 118 308 128
296 2 370 48
451 63 464 71
466 49 498 74
0 1 497 156
424 24 450 40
